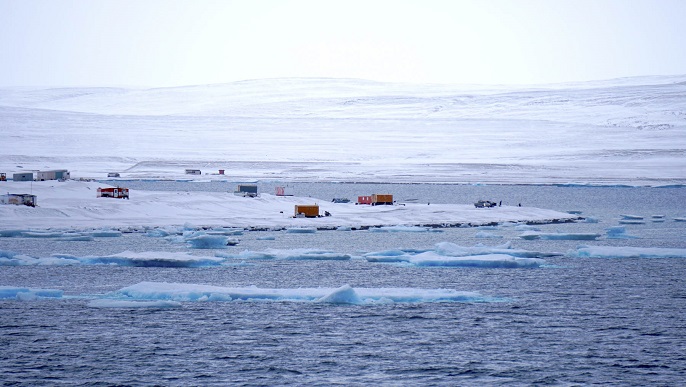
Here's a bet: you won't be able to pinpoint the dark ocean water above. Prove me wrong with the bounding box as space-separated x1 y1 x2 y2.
2 183 686 386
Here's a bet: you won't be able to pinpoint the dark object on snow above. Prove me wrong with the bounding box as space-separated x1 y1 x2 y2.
474 200 497 208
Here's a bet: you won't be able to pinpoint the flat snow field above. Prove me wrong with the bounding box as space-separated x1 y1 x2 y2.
0 181 577 230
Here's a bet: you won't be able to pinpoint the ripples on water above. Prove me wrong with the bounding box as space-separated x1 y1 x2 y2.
1 183 686 385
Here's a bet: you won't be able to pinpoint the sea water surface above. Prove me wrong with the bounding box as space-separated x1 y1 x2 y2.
1 183 686 385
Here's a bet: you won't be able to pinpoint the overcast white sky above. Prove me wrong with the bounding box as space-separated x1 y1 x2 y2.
1 0 685 87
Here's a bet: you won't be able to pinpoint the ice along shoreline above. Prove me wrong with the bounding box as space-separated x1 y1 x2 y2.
0 180 582 232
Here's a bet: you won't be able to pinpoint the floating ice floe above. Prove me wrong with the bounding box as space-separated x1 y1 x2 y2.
21 231 65 238
88 229 122 237
111 282 496 304
186 234 237 249
1 251 225 267
618 219 645 225
286 227 317 234
256 235 276 240
605 226 639 239
368 226 429 233
216 248 351 261
518 231 601 240
205 227 243 236
618 214 646 224
0 286 63 300
364 241 553 268
407 252 544 268
567 245 686 258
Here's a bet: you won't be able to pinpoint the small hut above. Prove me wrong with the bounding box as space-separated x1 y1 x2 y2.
294 204 320 218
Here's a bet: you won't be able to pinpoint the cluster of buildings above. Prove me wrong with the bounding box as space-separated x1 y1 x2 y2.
1 169 73 208
2 167 396 218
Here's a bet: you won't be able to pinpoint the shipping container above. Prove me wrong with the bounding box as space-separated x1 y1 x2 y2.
372 194 393 205
37 169 70 181
13 172 34 182
235 184 258 197
294 204 319 218
357 195 372 205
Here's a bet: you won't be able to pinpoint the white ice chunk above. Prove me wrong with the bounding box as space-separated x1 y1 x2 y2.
568 246 686 258
317 285 362 304
286 227 317 233
216 248 351 261
77 251 225 267
111 282 494 304
618 219 645 224
21 231 64 238
409 252 545 268
186 234 232 249
519 231 601 240
0 286 63 299
89 229 122 237
368 226 429 232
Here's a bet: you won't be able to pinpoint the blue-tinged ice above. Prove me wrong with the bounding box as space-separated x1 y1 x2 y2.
0 286 63 300
88 229 122 237
409 252 545 268
434 241 559 258
365 242 553 267
567 245 686 258
618 219 645 224
317 285 362 304
621 214 644 220
186 234 233 249
216 248 351 261
519 231 601 240
606 226 638 239
87 299 182 309
0 250 80 266
0 229 29 237
256 235 276 240
5 251 226 267
286 227 317 233
110 282 495 304
58 233 95 241
21 231 65 238
513 224 541 231
78 251 226 267
206 227 243 236
474 231 503 239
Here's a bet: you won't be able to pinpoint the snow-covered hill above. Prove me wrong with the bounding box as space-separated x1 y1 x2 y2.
1 76 685 185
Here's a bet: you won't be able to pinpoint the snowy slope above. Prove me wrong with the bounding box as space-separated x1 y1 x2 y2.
0 76 684 185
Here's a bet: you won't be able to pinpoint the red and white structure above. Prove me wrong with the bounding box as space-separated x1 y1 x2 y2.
97 187 130 199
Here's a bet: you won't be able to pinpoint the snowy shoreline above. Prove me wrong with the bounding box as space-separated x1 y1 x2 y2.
0 180 580 232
